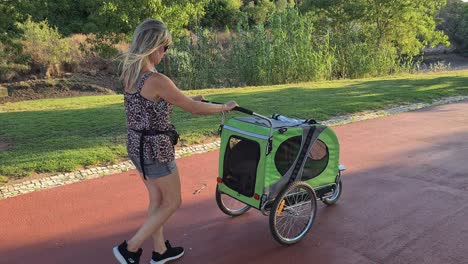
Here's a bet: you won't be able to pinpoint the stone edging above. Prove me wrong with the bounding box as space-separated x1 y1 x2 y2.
0 141 221 199
1 95 467 200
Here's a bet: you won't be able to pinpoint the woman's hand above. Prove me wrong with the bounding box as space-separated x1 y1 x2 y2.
223 101 239 112
192 95 205 101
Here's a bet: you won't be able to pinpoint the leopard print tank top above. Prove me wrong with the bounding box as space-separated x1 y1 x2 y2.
124 71 175 162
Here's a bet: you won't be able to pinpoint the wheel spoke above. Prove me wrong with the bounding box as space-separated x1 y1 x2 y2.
273 184 316 242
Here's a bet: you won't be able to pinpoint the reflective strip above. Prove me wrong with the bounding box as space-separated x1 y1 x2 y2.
223 125 269 140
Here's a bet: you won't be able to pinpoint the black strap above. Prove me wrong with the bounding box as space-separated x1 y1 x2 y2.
131 129 175 180
289 127 316 183
138 132 146 179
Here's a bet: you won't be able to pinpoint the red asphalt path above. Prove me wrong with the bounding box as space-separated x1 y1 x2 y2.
1 102 468 264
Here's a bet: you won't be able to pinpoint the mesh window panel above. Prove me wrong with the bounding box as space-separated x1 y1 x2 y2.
302 139 329 180
274 136 302 176
223 136 260 197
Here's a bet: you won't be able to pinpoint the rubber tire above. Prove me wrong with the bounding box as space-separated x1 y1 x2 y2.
215 186 251 216
322 178 342 206
269 181 317 245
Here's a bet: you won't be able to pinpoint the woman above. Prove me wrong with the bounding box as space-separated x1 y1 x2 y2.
113 19 238 264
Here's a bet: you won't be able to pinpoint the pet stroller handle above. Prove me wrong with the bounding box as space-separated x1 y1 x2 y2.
234 106 253 115
201 100 253 115
202 100 274 137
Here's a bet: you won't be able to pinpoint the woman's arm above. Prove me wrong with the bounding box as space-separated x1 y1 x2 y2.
191 95 205 101
142 73 237 115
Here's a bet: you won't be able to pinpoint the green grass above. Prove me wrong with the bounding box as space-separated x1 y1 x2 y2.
1 70 468 179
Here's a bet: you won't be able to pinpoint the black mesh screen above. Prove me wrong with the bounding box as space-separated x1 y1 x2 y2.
223 136 260 197
302 139 329 180
274 136 302 176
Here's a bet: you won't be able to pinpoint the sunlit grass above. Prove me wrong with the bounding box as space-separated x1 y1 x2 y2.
1 70 467 179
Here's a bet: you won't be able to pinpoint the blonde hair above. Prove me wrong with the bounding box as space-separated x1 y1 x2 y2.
120 19 172 92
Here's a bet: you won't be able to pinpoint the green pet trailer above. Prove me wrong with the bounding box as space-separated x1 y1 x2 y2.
205 101 346 245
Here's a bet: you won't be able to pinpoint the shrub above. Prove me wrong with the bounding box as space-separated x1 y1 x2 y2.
17 18 73 77
0 41 30 81
438 1 468 55
166 9 335 89
170 29 227 89
84 34 121 59
330 29 400 79
242 0 276 26
226 9 334 85
201 0 244 30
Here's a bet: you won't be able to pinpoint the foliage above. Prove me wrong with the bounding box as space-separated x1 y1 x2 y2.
0 38 30 82
17 18 73 76
275 0 295 11
303 0 449 57
230 9 334 85
9 0 207 37
201 0 295 29
201 0 244 29
5 0 208 58
0 1 22 41
168 6 430 88
0 0 458 88
438 0 468 54
242 0 277 26
13 0 100 36
168 9 335 88
169 29 228 89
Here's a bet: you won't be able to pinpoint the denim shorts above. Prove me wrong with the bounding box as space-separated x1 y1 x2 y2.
130 157 177 179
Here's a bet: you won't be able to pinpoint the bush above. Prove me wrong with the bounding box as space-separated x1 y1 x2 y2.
330 29 400 79
167 9 335 89
83 34 121 59
170 29 228 89
242 0 276 26
164 8 412 89
438 1 468 55
0 63 30 82
0 41 30 81
18 18 73 77
201 0 244 30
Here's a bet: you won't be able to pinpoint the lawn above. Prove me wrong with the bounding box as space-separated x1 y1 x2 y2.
1 70 468 180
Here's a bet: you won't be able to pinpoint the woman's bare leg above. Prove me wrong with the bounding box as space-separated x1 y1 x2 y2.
142 177 168 253
126 168 181 252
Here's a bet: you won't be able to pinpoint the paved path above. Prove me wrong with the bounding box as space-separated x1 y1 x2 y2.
1 102 467 264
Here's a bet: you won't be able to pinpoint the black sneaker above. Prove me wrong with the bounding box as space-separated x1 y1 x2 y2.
113 240 143 264
150 240 184 264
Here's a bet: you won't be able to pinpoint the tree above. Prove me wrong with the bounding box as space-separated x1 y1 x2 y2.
301 0 449 57
5 0 207 37
242 0 277 26
438 0 468 54
0 0 22 41
5 0 209 58
200 0 243 30
275 0 295 11
83 0 208 37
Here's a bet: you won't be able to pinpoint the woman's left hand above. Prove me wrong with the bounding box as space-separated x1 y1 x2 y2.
192 95 205 101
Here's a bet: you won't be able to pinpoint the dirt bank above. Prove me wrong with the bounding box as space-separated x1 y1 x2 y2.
0 75 117 104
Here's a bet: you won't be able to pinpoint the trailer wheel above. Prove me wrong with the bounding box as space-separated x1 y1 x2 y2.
269 181 317 245
216 186 251 216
